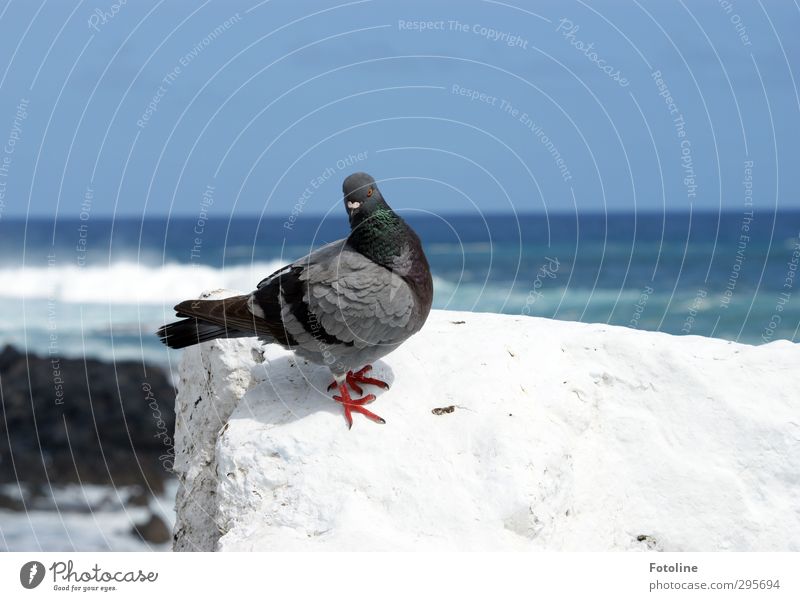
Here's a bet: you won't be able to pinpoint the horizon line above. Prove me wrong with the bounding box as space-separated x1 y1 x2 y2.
2 208 799 221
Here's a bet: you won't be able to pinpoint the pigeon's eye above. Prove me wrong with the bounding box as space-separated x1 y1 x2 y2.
367 188 373 197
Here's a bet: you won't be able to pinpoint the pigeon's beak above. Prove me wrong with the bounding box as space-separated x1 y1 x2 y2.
347 200 361 211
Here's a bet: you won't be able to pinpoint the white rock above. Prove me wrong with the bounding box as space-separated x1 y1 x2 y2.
172 309 800 551
171 289 263 551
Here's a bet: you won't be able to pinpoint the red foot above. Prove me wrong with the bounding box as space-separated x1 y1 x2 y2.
326 364 390 396
326 365 389 428
332 383 384 429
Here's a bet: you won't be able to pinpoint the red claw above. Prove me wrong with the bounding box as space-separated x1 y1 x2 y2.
349 364 390 391
327 364 390 394
327 365 389 428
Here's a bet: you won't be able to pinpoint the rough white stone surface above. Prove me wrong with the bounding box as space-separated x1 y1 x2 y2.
173 309 800 551
171 289 263 551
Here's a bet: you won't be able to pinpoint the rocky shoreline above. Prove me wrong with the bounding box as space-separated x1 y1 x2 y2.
0 344 176 544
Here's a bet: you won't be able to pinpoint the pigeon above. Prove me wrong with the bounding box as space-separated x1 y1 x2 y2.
157 172 434 428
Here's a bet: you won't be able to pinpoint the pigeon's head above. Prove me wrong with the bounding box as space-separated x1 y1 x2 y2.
342 172 384 222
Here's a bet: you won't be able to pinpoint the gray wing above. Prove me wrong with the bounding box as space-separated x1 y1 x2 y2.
250 240 417 354
300 245 417 349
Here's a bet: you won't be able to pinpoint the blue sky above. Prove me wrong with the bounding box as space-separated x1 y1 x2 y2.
0 0 798 218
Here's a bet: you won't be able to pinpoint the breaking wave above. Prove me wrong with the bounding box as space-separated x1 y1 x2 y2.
0 261 286 304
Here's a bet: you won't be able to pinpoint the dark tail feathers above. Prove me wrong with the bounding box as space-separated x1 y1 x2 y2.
156 318 251 349
158 294 275 349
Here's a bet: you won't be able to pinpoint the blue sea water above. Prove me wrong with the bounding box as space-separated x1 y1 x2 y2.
0 211 798 365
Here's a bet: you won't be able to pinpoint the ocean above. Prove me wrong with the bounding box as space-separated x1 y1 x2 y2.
1 210 798 365
2 211 799 551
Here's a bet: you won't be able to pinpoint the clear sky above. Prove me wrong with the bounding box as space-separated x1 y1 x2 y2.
0 0 797 218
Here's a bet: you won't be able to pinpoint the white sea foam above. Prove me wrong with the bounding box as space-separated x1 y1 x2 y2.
0 261 285 304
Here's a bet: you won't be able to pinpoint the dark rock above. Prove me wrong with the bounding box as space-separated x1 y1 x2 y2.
131 512 171 544
127 486 151 507
0 345 176 492
0 491 24 511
